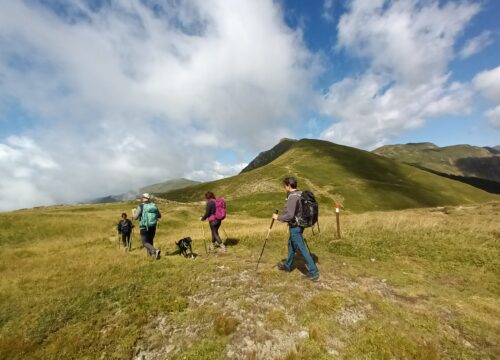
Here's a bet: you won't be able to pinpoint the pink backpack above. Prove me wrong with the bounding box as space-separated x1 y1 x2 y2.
209 198 226 221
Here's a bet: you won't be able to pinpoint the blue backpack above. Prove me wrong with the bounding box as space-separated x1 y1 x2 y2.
140 203 159 229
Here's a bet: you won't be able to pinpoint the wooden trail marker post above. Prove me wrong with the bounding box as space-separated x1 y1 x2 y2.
335 202 341 239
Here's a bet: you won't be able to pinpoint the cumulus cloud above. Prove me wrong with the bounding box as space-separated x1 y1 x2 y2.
320 0 479 149
0 0 319 210
459 31 494 59
474 66 500 128
0 136 58 210
187 161 247 181
322 0 335 22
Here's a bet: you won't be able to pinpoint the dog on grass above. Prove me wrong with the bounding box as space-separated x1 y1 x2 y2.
176 237 195 258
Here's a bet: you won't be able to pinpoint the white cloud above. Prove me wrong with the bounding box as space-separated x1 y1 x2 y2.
0 0 319 210
0 136 59 210
321 0 479 148
322 0 335 22
187 161 247 181
486 106 500 128
474 66 500 102
474 66 500 129
459 31 494 59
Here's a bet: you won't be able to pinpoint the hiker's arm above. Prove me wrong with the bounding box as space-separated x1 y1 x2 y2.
157 208 162 219
117 222 121 233
277 195 298 222
133 206 142 220
201 201 215 221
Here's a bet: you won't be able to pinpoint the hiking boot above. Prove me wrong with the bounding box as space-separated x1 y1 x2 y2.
155 249 161 260
306 274 320 282
218 243 226 252
276 262 289 272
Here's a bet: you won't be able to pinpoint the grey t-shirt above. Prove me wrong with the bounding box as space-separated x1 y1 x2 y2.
277 190 302 224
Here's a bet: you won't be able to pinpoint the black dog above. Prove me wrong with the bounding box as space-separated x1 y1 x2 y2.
176 237 195 258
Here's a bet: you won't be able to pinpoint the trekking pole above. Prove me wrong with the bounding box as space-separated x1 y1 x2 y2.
335 203 341 239
201 223 208 255
256 210 279 271
221 226 229 241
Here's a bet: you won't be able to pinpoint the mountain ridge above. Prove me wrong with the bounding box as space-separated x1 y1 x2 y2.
240 138 297 174
161 139 497 215
373 143 500 184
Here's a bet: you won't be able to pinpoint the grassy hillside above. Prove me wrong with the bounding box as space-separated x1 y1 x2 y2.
162 139 497 216
373 143 500 183
1 202 499 359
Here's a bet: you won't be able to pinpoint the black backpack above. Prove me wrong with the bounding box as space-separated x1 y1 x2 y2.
120 220 132 234
296 190 319 229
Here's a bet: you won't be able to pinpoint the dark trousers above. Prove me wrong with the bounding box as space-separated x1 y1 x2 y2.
140 226 157 256
209 220 222 244
121 232 131 247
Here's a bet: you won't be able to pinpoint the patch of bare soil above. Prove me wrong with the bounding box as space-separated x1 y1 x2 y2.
133 265 419 359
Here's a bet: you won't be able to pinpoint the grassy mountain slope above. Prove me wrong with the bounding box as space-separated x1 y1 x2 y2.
373 143 500 183
1 202 499 359
162 139 496 215
240 138 297 173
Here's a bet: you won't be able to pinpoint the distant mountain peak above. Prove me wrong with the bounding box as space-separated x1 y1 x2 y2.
240 138 297 174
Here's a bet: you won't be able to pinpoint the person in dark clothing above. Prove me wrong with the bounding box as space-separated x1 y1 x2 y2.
117 212 133 249
273 177 319 282
200 191 225 251
133 193 161 259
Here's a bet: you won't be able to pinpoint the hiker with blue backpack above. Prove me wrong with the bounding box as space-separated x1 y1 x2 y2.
133 193 161 260
273 177 320 282
200 191 226 252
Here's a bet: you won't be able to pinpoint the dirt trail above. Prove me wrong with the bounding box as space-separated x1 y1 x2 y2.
132 253 427 360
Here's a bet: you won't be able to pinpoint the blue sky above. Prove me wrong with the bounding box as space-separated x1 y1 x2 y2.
0 0 499 210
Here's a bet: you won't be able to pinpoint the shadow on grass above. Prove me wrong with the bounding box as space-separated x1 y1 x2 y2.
223 238 240 247
166 249 199 259
280 251 320 276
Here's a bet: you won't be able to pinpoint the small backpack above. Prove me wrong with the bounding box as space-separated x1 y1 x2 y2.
120 220 131 234
296 190 319 229
212 198 226 221
140 203 159 229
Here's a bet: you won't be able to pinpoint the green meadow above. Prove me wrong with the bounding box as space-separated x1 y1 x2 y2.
1 200 499 359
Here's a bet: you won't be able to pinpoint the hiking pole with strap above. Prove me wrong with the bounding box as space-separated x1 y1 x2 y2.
256 210 279 271
201 222 208 255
